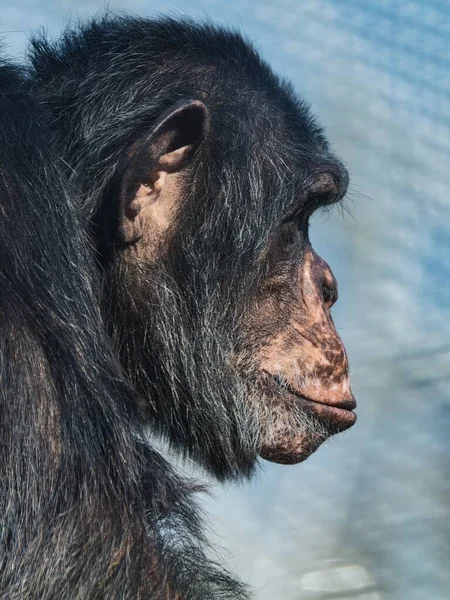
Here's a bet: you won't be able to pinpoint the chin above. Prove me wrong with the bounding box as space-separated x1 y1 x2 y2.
259 432 329 464
256 390 357 465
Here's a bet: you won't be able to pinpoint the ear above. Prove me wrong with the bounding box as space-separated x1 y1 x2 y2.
116 99 209 246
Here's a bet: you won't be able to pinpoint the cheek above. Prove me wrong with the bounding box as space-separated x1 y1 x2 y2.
123 175 183 265
124 206 178 265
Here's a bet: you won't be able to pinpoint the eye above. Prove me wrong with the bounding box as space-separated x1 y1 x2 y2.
300 214 310 237
292 210 309 239
278 221 301 250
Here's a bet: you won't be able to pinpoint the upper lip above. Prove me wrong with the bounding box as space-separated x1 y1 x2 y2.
266 374 356 411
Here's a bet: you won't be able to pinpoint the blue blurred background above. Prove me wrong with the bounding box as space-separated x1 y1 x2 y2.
2 1 450 598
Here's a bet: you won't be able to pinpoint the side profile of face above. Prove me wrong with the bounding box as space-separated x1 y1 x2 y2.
31 17 356 478
104 98 355 474
241 221 355 464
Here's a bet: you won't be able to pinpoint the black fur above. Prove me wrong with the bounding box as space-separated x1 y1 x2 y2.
29 15 338 481
0 57 248 599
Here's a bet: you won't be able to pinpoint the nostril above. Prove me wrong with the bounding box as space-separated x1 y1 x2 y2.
322 283 338 307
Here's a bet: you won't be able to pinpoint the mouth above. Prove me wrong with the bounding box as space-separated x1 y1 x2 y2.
265 374 357 432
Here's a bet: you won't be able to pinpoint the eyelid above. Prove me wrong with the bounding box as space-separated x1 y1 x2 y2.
286 190 336 223
284 178 341 228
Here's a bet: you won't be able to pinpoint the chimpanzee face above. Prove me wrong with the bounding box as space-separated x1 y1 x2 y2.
240 215 355 464
107 97 355 473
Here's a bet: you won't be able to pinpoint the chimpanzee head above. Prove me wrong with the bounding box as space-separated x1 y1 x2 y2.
30 16 356 480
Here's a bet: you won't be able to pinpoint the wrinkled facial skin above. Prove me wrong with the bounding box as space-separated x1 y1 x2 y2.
238 235 356 465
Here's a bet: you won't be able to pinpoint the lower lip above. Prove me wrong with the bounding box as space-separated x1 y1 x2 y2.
298 397 357 430
267 378 357 431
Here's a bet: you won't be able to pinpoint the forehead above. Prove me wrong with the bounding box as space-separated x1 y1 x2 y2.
211 107 329 196
208 78 328 167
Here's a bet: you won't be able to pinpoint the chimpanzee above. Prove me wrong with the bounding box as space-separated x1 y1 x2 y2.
30 15 356 482
5 13 357 597
0 56 248 598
